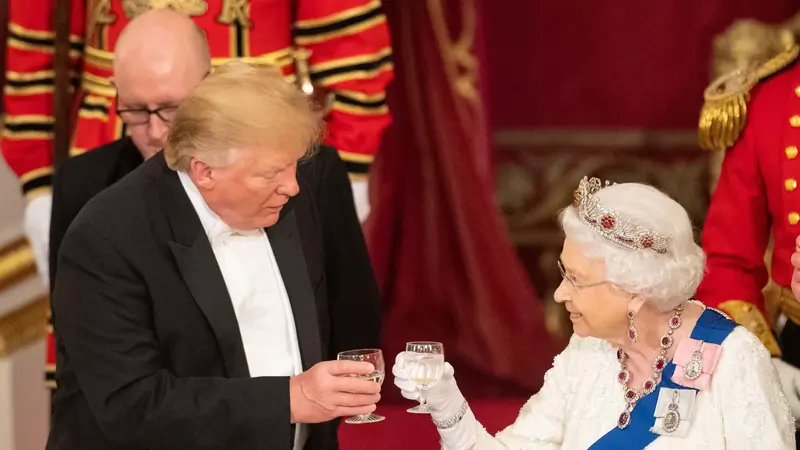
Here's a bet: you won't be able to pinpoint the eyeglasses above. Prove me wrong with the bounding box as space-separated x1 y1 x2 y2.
557 260 608 291
116 104 179 125
115 95 179 125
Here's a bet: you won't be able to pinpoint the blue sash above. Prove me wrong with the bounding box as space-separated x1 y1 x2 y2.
587 308 737 449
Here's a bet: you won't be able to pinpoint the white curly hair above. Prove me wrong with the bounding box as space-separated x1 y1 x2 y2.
559 181 706 311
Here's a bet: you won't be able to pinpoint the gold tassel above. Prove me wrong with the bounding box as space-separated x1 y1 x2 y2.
699 43 800 152
698 68 757 152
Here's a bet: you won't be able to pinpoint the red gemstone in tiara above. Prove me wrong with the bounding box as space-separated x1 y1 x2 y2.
573 176 672 254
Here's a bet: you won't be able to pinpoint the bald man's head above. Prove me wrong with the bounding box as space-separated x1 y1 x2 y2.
114 8 210 76
113 9 211 159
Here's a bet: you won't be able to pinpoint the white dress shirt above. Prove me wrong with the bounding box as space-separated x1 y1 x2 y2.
178 171 307 449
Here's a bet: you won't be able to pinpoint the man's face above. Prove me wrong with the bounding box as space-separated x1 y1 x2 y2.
193 146 304 230
115 62 204 159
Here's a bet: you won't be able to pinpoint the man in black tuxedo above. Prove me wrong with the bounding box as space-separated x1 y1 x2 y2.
45 9 382 397
47 19 382 450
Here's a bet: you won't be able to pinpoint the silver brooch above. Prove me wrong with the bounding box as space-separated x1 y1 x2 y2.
663 390 681 433
683 343 705 381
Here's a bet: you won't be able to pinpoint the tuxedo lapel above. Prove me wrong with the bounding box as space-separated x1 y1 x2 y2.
267 207 323 370
154 156 250 378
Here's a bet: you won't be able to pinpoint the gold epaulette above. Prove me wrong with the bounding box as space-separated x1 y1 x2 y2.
698 44 800 152
719 300 782 357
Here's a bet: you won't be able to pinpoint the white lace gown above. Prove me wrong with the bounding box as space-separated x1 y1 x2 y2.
440 327 796 449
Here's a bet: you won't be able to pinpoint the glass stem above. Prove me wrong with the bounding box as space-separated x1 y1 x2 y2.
419 387 428 406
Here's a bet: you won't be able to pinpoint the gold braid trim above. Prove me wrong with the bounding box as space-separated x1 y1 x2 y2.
755 44 800 79
719 300 782 357
698 44 800 152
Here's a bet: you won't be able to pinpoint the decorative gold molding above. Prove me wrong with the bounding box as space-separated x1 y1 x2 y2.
0 237 37 292
0 236 46 357
0 295 48 357
427 0 485 138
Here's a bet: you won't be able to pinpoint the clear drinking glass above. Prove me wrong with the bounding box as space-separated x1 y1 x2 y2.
405 341 445 414
336 349 385 424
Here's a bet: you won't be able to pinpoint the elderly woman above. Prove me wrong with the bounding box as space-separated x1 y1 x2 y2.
393 177 795 449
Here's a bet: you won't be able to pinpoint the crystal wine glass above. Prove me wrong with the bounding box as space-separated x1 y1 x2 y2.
336 348 385 424
405 341 445 414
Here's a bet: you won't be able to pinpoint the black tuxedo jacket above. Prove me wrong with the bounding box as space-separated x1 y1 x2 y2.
46 148 380 450
49 138 143 290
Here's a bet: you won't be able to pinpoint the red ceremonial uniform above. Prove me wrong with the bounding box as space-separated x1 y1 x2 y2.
2 0 393 388
696 45 800 357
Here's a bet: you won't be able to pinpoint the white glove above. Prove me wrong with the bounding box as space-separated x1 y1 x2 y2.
350 178 370 223
392 351 465 422
23 193 52 288
394 352 480 449
773 358 800 419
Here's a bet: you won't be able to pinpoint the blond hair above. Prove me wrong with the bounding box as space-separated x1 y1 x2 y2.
164 61 323 171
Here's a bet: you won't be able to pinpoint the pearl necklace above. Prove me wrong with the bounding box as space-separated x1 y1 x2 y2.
615 304 684 429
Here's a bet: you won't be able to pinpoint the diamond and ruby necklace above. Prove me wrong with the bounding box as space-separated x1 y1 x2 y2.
615 304 684 429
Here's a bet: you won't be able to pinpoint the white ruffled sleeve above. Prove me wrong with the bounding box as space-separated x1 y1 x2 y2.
712 326 795 450
438 334 587 450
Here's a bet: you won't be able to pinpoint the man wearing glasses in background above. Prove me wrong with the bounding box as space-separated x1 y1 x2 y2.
47 10 206 291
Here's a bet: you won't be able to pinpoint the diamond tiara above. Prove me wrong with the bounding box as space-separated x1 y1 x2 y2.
573 176 671 254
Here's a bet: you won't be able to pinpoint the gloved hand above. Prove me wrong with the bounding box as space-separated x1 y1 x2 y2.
392 352 465 422
350 178 371 223
23 193 52 288
773 358 800 419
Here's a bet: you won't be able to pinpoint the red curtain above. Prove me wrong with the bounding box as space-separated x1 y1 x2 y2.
482 1 800 129
366 0 557 397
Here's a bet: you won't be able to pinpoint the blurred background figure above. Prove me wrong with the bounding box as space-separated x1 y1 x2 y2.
2 0 800 449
